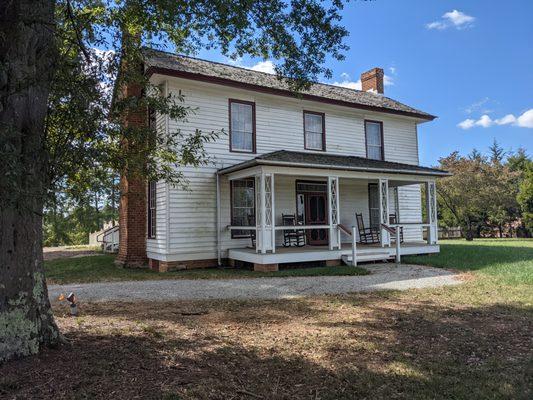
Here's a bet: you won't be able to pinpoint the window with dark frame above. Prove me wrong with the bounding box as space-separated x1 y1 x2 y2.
229 100 255 152
147 181 156 238
304 111 325 151
231 179 255 238
365 120 384 160
368 183 380 229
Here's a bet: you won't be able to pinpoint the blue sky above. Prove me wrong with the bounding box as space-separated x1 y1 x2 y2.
179 1 533 166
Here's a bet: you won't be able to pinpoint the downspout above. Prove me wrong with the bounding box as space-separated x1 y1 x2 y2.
216 171 221 266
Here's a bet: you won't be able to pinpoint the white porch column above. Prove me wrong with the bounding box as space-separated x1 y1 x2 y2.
270 173 276 253
425 180 438 244
256 172 274 254
379 178 390 247
327 176 340 250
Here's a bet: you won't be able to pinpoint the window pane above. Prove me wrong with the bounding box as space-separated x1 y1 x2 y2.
366 122 383 160
232 179 255 237
368 184 380 229
366 122 381 145
368 146 382 160
231 102 253 151
306 132 323 150
305 114 322 133
304 113 324 150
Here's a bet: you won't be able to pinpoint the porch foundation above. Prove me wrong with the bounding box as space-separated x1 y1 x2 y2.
253 263 279 272
148 258 219 272
325 259 343 267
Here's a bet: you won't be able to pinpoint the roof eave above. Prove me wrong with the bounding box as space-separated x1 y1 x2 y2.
218 158 451 177
145 66 436 121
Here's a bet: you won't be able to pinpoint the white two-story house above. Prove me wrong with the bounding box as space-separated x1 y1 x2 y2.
116 48 450 272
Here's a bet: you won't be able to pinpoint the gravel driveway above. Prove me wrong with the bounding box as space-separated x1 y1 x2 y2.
48 264 461 302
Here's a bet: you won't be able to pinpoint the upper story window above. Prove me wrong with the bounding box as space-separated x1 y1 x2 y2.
365 120 384 160
304 111 325 151
147 181 157 238
229 99 256 153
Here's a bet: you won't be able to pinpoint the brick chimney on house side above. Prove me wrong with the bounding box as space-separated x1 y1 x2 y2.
114 79 148 268
361 67 384 94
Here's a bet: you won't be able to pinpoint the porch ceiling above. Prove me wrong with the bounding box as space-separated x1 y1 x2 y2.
218 150 450 178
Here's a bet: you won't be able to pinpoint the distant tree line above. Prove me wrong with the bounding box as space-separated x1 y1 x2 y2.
436 140 532 240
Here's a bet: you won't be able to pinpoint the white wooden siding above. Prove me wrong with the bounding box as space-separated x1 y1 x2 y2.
148 76 425 261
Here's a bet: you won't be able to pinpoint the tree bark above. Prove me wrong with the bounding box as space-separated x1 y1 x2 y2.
0 0 61 363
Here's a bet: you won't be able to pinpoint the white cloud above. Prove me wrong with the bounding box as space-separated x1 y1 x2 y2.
426 21 447 30
249 60 276 74
332 78 362 90
464 97 490 114
458 119 476 130
458 109 533 129
516 109 533 128
340 72 350 80
227 57 276 74
426 9 475 30
226 56 244 66
444 10 475 27
331 71 393 91
475 114 493 128
495 114 516 125
389 66 396 75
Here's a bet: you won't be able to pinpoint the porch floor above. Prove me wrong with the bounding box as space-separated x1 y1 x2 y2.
228 242 439 265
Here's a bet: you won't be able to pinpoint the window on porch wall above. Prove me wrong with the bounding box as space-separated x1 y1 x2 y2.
368 184 380 229
231 179 255 238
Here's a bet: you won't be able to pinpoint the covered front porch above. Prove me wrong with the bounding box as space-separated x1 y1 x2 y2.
216 151 448 271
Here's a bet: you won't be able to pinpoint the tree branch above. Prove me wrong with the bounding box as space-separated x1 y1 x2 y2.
65 0 90 61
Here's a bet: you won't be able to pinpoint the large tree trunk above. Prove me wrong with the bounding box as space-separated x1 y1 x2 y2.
0 0 61 363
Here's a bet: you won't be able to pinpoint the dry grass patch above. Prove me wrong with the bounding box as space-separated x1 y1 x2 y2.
2 285 531 400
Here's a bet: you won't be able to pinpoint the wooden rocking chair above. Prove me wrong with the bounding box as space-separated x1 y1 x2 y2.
355 213 380 244
282 214 306 247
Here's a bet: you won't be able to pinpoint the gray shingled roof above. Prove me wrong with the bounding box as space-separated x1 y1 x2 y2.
218 150 450 177
143 48 436 121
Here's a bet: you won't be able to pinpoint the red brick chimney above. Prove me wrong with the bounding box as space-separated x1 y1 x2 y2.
115 80 148 268
361 67 384 94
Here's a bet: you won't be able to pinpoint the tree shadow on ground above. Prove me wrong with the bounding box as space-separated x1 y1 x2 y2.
1 295 531 400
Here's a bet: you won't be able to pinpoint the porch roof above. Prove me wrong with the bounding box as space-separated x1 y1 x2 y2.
218 150 451 177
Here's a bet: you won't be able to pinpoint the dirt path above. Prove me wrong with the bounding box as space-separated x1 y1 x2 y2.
48 264 461 302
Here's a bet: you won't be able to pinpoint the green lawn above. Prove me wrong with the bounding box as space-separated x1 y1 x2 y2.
44 254 369 284
404 238 533 284
404 238 533 306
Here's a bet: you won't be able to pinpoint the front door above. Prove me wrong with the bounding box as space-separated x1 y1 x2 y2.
305 193 328 245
